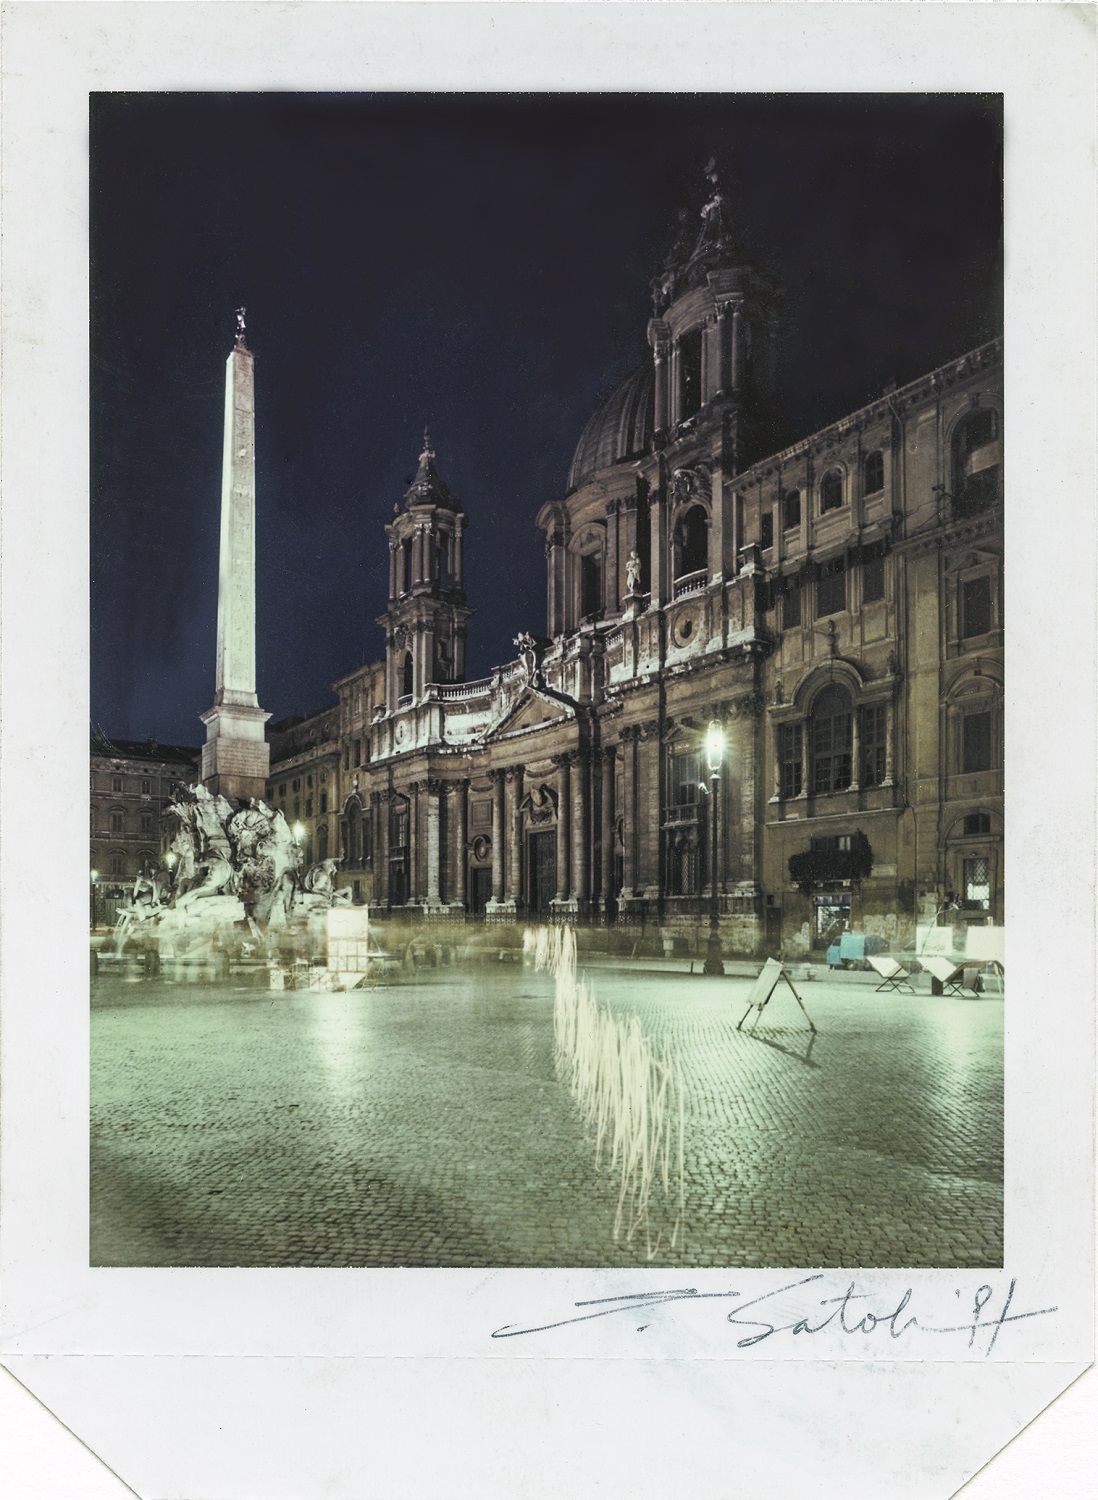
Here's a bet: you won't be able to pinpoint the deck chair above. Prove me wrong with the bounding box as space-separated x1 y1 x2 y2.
867 954 915 994
921 956 968 996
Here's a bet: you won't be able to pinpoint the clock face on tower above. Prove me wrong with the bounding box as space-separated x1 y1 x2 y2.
395 720 408 745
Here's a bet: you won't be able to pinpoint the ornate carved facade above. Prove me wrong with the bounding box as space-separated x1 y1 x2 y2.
266 167 1004 954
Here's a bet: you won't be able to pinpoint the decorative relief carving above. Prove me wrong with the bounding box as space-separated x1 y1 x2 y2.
519 783 559 824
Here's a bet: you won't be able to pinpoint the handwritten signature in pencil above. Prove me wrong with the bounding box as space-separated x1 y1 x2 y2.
491 1276 1056 1356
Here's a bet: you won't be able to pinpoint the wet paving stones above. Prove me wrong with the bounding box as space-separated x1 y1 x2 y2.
90 964 1003 1269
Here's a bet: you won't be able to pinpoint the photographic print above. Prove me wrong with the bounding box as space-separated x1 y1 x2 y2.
89 91 1006 1273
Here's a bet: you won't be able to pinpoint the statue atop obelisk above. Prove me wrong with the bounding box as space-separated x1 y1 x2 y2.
200 309 271 800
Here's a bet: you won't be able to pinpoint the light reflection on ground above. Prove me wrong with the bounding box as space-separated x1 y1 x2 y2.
90 964 1003 1268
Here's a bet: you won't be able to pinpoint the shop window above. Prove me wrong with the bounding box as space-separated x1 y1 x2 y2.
811 684 853 794
960 575 992 638
861 704 887 786
962 711 992 773
862 554 885 603
680 327 703 419
760 512 774 550
964 812 992 836
816 557 846 617
778 723 803 799
863 450 885 495
783 490 801 531
963 856 991 911
820 470 844 514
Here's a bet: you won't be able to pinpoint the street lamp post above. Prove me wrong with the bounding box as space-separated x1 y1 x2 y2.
703 720 725 976
90 869 99 930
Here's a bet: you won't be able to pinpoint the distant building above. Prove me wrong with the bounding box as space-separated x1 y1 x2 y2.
89 729 199 898
262 164 1002 955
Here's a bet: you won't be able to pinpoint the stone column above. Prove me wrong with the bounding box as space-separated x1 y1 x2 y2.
454 780 469 906
553 754 571 902
649 319 670 432
605 499 620 614
731 303 745 392
453 523 465 589
489 770 505 904
506 767 524 905
670 341 682 426
621 728 638 895
376 791 390 906
570 754 588 905
425 779 442 907
715 302 730 395
388 540 397 601
600 745 617 910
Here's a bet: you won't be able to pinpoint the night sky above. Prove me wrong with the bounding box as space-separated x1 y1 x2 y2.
91 93 1002 747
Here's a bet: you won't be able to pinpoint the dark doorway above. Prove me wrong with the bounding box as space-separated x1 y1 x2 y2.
528 830 557 913
469 865 491 915
389 857 408 907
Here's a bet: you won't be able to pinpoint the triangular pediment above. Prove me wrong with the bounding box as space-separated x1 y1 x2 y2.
486 686 572 741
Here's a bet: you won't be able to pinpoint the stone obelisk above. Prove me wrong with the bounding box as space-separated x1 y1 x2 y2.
200 309 270 800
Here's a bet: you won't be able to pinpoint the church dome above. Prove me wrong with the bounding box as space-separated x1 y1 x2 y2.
566 359 654 493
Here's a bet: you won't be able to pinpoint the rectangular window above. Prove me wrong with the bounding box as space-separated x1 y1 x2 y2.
778 723 803 799
783 490 801 531
292 778 300 792
816 558 846 617
760 512 774 550
307 774 313 788
680 327 703 418
112 776 123 792
353 739 361 767
813 710 853 794
860 704 887 786
964 812 991 836
961 576 992 638
293 797 300 819
344 747 350 771
320 791 328 814
305 798 313 818
110 812 123 833
140 813 153 836
111 854 123 876
279 783 286 797
581 552 602 618
141 777 151 795
963 856 991 911
962 711 992 773
862 555 885 604
783 584 801 628
670 751 700 808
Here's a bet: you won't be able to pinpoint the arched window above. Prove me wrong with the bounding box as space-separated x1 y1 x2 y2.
811 684 853 794
951 408 1001 514
317 823 329 863
863 450 884 495
820 470 844 515
402 652 414 698
674 505 708 578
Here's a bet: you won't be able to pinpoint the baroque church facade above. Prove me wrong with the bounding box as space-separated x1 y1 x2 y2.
266 169 1004 956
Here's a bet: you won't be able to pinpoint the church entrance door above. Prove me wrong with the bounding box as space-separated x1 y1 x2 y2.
528 830 557 914
468 866 491 915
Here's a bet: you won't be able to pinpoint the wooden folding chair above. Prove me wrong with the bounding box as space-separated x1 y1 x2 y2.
867 955 915 994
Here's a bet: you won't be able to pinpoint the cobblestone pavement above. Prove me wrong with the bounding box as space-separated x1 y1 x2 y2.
90 962 1003 1268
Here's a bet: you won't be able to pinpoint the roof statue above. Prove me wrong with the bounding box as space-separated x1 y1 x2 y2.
235 306 247 347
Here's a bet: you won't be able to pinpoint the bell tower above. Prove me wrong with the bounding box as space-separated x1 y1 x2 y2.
380 431 473 709
648 158 785 469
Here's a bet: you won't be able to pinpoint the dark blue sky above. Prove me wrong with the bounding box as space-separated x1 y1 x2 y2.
91 93 1002 746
